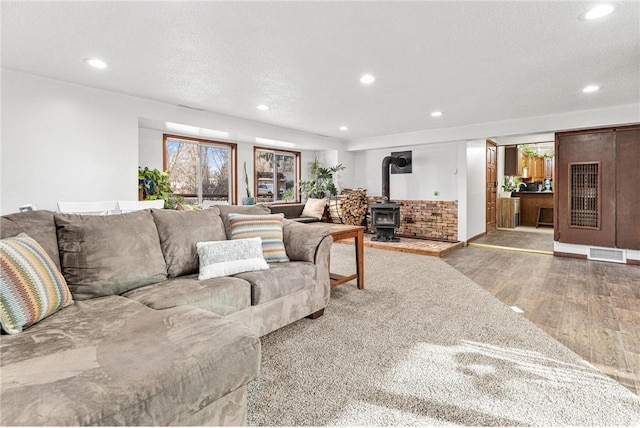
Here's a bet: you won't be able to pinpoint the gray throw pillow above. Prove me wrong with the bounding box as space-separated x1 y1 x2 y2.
151 207 226 277
196 237 269 280
55 210 167 300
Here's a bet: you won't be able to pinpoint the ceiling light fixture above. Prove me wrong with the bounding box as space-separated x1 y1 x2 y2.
431 111 443 117
360 74 375 85
256 104 270 111
255 137 295 148
83 57 107 69
582 85 600 93
580 4 616 20
339 126 348 131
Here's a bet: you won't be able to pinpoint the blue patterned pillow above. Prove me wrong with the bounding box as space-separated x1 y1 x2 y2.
0 233 73 334
228 213 289 262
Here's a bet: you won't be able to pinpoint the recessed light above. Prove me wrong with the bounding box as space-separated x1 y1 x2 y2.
360 74 375 85
256 104 270 111
339 126 348 131
83 57 107 69
580 4 616 20
431 111 443 117
583 85 600 93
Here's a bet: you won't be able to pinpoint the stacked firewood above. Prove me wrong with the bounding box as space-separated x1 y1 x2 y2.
329 188 368 225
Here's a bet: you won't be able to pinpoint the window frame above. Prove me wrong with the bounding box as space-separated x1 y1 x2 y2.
163 134 237 205
253 146 301 204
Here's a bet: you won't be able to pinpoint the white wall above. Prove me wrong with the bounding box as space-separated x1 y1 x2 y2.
1 70 342 214
351 139 484 242
465 140 487 240
351 143 459 200
2 71 139 213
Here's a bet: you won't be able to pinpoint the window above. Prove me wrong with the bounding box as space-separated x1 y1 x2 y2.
164 134 236 204
254 147 300 203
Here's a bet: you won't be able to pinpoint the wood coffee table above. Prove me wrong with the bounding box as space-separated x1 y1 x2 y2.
309 223 365 289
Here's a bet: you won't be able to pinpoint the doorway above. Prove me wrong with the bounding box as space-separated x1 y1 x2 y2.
480 141 555 253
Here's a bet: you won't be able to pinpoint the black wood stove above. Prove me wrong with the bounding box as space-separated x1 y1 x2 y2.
370 154 410 242
371 202 401 241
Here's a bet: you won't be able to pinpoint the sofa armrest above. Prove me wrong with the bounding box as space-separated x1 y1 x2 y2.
269 203 305 219
283 219 333 263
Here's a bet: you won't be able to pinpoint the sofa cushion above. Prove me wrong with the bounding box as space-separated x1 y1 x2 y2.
229 213 289 263
0 295 260 426
234 261 315 305
1 210 61 270
197 237 268 280
216 204 271 239
151 207 226 277
301 197 327 220
0 233 74 334
55 211 167 300
123 274 251 316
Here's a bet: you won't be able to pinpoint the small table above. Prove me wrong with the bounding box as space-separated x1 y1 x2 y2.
309 223 365 289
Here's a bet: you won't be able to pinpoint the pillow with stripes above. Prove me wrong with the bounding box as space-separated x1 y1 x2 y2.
228 213 289 263
0 233 73 334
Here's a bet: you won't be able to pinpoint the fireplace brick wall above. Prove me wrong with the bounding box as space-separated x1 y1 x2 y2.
367 198 458 241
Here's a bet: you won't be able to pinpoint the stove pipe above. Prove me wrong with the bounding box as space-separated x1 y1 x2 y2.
381 155 408 204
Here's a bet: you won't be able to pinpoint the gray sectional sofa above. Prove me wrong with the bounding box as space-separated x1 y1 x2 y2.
0 205 333 426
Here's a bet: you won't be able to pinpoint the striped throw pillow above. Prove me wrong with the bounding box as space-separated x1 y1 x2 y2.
0 233 73 334
228 213 289 263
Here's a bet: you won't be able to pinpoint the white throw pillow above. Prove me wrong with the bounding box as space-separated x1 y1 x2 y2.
196 237 269 280
301 198 327 220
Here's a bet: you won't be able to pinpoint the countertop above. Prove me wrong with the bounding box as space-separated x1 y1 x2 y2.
514 191 554 194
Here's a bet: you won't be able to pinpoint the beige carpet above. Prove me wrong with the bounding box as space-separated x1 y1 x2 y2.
247 245 640 426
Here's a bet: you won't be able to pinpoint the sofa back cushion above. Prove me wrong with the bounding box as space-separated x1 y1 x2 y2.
55 210 167 300
150 207 227 277
1 210 61 270
216 204 271 239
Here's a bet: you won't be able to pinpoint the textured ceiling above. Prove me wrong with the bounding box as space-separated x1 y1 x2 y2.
2 1 639 140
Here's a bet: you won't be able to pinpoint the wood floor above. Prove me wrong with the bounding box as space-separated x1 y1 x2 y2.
443 244 640 395
470 228 554 253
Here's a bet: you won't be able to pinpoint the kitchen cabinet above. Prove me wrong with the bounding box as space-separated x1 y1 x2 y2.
544 157 554 179
532 157 544 182
517 151 526 177
504 146 518 176
498 197 520 228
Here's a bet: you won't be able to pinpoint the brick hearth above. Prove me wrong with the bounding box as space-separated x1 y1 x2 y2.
367 198 458 241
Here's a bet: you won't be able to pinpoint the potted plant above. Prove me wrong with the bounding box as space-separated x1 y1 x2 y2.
500 176 520 197
138 167 178 209
299 157 345 199
241 162 255 205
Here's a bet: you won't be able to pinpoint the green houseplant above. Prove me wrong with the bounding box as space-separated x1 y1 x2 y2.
138 167 177 209
299 157 345 199
241 161 255 205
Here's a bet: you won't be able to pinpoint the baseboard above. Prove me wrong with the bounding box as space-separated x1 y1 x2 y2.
467 232 486 243
553 251 588 260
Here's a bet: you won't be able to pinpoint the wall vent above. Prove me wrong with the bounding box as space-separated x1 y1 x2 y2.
588 247 626 263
